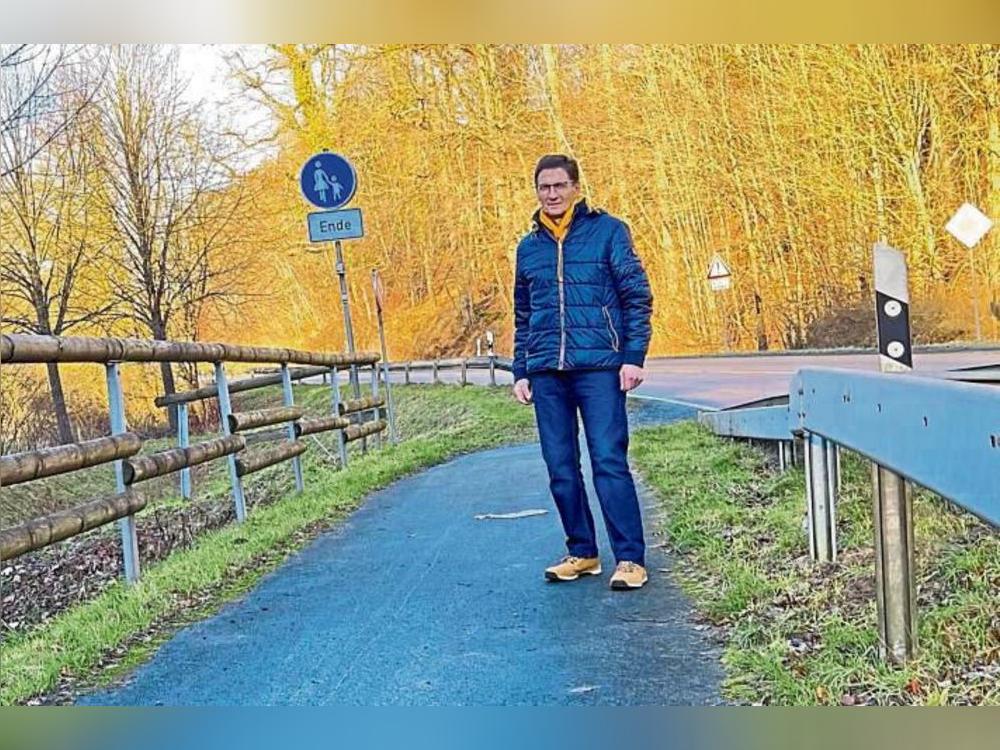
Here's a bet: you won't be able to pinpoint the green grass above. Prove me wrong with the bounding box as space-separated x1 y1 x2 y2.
631 421 1000 706
0 382 537 705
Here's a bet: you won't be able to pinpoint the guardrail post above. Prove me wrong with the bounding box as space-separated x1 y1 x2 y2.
460 358 468 386
280 364 305 492
872 464 917 663
178 402 192 500
488 354 496 386
214 362 247 522
105 362 140 583
330 365 348 467
432 359 439 384
803 432 837 563
872 241 917 662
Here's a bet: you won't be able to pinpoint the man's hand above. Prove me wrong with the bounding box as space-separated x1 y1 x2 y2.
619 364 644 392
513 378 533 405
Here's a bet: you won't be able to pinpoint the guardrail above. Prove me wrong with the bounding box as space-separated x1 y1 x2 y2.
384 355 514 386
0 334 393 584
698 366 1000 663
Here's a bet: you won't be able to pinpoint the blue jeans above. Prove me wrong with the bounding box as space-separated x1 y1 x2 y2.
529 368 645 566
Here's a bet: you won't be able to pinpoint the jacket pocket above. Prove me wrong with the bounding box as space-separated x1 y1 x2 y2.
602 305 620 352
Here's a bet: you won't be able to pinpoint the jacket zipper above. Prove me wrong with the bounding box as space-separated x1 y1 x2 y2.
602 305 620 352
557 237 566 369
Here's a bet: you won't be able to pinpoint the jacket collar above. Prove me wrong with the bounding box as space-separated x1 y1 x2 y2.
531 198 597 239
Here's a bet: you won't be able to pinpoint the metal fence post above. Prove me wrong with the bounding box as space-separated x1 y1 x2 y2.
404 361 411 385
330 365 348 467
214 362 247 522
804 432 837 563
105 362 140 583
178 401 192 500
280 363 305 492
432 360 439 384
777 440 787 472
872 241 917 662
460 358 467 386
872 464 917 663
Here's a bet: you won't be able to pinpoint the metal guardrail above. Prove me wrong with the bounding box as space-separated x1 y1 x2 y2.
0 334 392 584
699 365 999 664
382 355 513 386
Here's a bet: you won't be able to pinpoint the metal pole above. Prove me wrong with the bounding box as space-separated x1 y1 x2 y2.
404 362 411 385
432 360 439 384
333 240 361 397
178 401 192 500
330 365 348 467
460 359 467 386
214 362 247 522
872 464 917 663
371 270 398 444
778 440 786 473
333 240 365 454
280 364 305 492
872 241 917 662
804 432 837 563
970 248 983 342
105 362 139 584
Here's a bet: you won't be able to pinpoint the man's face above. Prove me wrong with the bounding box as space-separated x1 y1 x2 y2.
536 167 580 219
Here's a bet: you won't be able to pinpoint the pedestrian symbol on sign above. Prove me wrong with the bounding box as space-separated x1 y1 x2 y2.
300 152 357 209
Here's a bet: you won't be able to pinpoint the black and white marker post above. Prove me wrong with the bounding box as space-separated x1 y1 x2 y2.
872 241 917 663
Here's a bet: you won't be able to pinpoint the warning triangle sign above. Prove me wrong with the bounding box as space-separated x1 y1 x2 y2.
707 255 731 279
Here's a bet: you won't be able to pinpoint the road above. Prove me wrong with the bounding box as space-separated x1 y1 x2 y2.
363 348 1000 410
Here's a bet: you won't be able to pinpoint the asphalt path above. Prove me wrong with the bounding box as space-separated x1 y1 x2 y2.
80 399 723 706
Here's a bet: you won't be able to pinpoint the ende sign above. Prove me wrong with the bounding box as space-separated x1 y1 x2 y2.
307 208 365 242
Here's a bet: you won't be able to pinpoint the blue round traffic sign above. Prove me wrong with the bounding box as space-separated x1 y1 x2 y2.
299 152 357 209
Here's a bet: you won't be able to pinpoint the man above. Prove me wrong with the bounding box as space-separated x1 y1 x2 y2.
512 154 654 590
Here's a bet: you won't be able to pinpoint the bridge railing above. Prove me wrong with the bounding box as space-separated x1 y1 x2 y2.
0 334 390 584
698 366 1000 663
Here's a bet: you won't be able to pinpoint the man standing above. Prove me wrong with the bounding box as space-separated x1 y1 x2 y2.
512 154 654 590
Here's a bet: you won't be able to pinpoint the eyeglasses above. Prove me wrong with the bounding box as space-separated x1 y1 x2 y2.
536 181 574 193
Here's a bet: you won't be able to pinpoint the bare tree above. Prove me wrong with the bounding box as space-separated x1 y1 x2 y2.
0 47 109 444
93 46 253 429
0 45 98 177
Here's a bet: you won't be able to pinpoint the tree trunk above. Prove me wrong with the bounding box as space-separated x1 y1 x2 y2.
45 361 74 445
151 318 179 432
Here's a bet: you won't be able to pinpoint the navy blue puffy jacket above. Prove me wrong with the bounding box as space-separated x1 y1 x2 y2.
512 200 654 381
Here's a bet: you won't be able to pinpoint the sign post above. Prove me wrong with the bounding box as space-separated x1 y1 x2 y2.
944 202 994 342
707 254 733 351
371 267 398 444
300 151 367 450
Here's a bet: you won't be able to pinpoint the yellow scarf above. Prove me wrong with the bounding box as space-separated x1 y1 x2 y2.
538 200 582 242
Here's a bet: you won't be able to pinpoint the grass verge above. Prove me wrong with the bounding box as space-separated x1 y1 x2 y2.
631 421 1000 706
0 383 536 705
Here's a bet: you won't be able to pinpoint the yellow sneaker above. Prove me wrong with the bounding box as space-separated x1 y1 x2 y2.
544 555 602 582
609 561 648 590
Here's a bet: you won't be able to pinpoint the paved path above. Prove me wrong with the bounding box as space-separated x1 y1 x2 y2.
81 400 722 706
